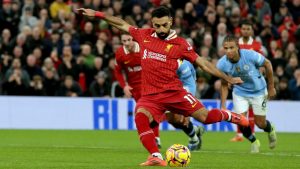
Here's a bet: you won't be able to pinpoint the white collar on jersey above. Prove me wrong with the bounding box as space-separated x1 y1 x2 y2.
123 41 140 54
238 37 254 45
151 29 177 40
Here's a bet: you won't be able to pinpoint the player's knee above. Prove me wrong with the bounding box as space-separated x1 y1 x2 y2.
255 119 266 129
191 108 208 122
167 114 182 125
135 108 153 123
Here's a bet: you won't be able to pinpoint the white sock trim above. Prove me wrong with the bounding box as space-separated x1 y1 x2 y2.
152 153 163 160
225 110 232 121
139 130 153 138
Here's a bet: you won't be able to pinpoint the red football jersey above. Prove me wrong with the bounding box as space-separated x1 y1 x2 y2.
238 37 263 54
129 27 198 95
114 42 142 99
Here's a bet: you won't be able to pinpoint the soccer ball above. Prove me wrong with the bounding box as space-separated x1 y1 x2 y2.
165 144 191 167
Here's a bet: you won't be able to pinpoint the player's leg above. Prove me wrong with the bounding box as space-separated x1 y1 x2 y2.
171 91 249 126
166 113 205 151
248 107 255 134
252 95 277 149
231 93 250 142
152 124 161 149
134 106 166 166
231 93 260 152
231 107 256 142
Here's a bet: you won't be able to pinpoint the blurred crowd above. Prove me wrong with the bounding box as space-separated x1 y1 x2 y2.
0 0 299 100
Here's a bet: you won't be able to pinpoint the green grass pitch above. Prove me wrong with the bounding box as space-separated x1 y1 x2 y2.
0 130 299 169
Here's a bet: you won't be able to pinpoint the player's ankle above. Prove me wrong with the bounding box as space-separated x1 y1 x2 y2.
152 152 163 160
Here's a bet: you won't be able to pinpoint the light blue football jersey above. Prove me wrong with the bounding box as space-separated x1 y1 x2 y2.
217 49 266 97
177 60 197 95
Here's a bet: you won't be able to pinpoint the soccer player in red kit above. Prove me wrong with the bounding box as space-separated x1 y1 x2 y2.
230 21 263 142
78 6 249 166
114 33 204 150
114 33 162 146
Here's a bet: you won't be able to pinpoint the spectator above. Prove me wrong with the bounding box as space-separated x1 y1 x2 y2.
28 75 45 96
56 75 82 97
2 58 30 95
43 65 59 96
89 71 110 97
93 31 113 67
288 68 300 100
0 0 20 37
49 0 71 19
250 0 272 23
24 54 43 80
259 15 280 47
19 6 38 31
79 21 97 46
277 77 291 100
0 53 12 75
58 31 80 55
0 29 11 54
274 3 292 26
58 45 79 80
80 44 96 69
215 23 227 50
285 55 299 78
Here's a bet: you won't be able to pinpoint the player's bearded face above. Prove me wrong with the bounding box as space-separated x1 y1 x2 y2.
152 16 172 40
223 41 240 63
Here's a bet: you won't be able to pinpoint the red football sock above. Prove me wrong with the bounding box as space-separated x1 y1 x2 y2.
248 108 255 133
135 113 159 154
152 124 159 137
204 109 229 124
236 108 255 134
237 125 242 134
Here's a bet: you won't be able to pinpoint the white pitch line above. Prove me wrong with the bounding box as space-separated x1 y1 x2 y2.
7 144 300 157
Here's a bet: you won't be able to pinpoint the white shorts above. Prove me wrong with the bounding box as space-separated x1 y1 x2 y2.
232 90 268 116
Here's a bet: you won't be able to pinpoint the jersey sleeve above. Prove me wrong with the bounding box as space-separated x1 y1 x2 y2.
128 26 144 44
114 50 127 88
249 50 265 67
181 40 198 63
216 57 227 73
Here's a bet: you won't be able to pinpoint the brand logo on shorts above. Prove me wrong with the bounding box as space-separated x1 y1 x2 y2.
192 102 198 108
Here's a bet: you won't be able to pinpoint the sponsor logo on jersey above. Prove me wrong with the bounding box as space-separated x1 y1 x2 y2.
142 49 166 62
143 39 151 43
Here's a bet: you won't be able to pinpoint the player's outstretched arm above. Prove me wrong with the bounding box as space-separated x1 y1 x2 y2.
195 56 243 85
220 79 229 110
77 8 131 33
263 58 276 99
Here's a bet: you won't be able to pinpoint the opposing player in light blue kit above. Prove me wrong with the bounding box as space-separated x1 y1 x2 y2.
173 59 205 151
217 35 277 153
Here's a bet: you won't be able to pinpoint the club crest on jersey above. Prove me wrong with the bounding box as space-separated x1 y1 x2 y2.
165 44 173 52
236 66 241 72
243 64 250 70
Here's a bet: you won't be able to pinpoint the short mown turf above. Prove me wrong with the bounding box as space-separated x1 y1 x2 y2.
0 130 299 169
